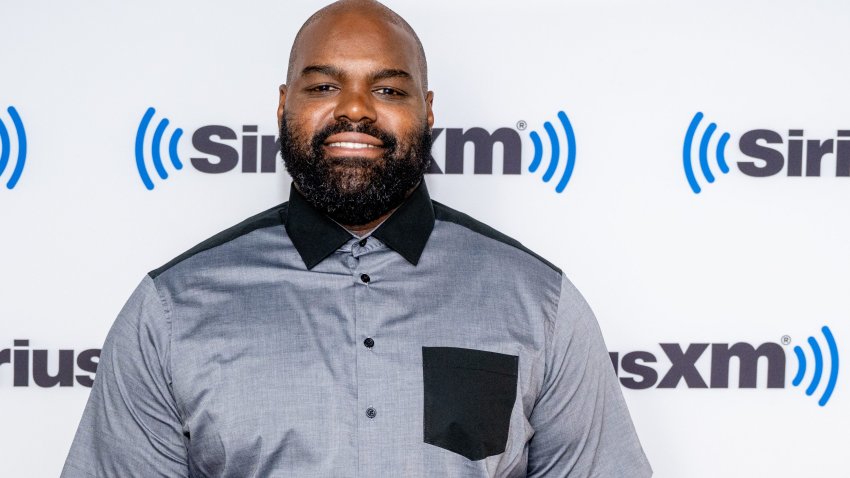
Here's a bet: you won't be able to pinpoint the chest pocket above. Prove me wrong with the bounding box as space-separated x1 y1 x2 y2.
422 346 518 461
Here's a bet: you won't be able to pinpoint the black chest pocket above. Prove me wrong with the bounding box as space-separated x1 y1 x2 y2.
422 347 519 461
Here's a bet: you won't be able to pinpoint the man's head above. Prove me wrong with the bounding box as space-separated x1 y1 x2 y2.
278 0 434 226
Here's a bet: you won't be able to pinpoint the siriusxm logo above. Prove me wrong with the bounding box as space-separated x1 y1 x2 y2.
0 340 99 388
135 107 185 190
528 111 576 193
0 106 27 190
428 110 576 193
792 326 839 406
134 107 578 193
610 325 839 407
135 107 280 190
683 111 850 193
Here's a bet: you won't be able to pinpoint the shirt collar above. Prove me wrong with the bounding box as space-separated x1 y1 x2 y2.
283 181 435 270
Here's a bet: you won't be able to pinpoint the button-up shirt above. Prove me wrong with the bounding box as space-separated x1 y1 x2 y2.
62 182 652 477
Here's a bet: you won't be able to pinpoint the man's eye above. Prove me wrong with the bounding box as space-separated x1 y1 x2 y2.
375 87 405 96
309 84 336 93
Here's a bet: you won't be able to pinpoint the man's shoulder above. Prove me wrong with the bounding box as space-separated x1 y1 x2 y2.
430 200 562 276
148 202 289 280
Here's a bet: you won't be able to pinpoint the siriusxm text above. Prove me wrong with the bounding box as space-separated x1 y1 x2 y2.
0 340 99 388
190 125 522 175
610 342 786 390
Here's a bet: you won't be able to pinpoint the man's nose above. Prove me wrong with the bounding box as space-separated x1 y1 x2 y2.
334 87 377 124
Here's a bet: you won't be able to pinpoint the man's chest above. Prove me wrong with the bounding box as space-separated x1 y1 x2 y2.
167 266 547 477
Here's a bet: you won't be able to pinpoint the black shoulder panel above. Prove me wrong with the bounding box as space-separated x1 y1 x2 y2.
148 202 288 279
432 201 561 274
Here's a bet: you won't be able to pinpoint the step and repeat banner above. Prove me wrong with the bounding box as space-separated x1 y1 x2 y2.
1 1 848 476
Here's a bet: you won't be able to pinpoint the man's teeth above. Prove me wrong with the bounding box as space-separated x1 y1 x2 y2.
327 142 379 149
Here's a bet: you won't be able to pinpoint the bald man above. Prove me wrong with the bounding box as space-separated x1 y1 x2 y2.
61 1 651 477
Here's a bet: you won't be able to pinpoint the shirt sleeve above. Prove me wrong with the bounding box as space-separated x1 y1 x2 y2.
526 275 652 478
61 276 189 478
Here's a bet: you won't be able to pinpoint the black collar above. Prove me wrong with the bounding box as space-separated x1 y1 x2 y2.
283 182 435 270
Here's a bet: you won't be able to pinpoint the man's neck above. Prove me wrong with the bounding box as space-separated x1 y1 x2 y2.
341 208 397 237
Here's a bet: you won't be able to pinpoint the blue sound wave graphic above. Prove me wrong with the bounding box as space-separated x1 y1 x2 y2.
0 106 27 190
683 112 730 194
134 107 184 190
792 326 839 406
528 111 576 193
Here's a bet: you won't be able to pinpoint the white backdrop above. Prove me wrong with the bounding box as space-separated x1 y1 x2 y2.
1 1 848 476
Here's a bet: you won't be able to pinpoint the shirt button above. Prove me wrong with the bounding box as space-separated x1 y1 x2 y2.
364 337 375 348
366 407 377 419
360 273 371 284
358 237 368 247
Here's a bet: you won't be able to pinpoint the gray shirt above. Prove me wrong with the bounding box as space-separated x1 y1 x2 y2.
61 183 652 477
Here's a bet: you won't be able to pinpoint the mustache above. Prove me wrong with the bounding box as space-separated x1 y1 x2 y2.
309 120 398 154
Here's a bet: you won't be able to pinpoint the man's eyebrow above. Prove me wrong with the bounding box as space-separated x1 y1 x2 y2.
299 65 413 83
300 64 345 79
371 69 412 82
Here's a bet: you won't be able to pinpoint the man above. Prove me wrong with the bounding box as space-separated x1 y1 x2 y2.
62 0 652 476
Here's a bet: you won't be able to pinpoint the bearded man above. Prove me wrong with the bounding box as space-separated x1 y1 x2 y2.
62 1 651 476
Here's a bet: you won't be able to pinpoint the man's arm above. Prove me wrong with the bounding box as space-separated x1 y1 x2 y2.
527 275 652 478
61 276 189 477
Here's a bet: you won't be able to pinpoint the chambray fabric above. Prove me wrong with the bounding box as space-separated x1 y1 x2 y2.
61 184 651 478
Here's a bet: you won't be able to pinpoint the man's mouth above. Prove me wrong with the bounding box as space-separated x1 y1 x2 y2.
323 132 386 157
326 141 380 149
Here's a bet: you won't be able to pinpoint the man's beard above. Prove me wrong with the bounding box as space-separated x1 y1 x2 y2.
279 116 432 226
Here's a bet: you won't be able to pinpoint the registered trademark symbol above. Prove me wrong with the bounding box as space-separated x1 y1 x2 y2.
516 120 527 131
781 335 792 345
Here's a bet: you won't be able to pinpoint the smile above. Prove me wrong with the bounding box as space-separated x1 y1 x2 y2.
326 142 380 149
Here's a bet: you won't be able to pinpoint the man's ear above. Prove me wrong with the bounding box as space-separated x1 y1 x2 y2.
425 90 434 129
277 84 287 129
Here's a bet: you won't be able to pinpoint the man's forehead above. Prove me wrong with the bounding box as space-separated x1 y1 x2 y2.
290 10 423 82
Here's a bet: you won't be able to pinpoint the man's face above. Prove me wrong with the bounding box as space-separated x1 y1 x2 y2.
279 10 434 226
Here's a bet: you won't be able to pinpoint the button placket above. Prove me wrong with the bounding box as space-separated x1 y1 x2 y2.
353 244 383 468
